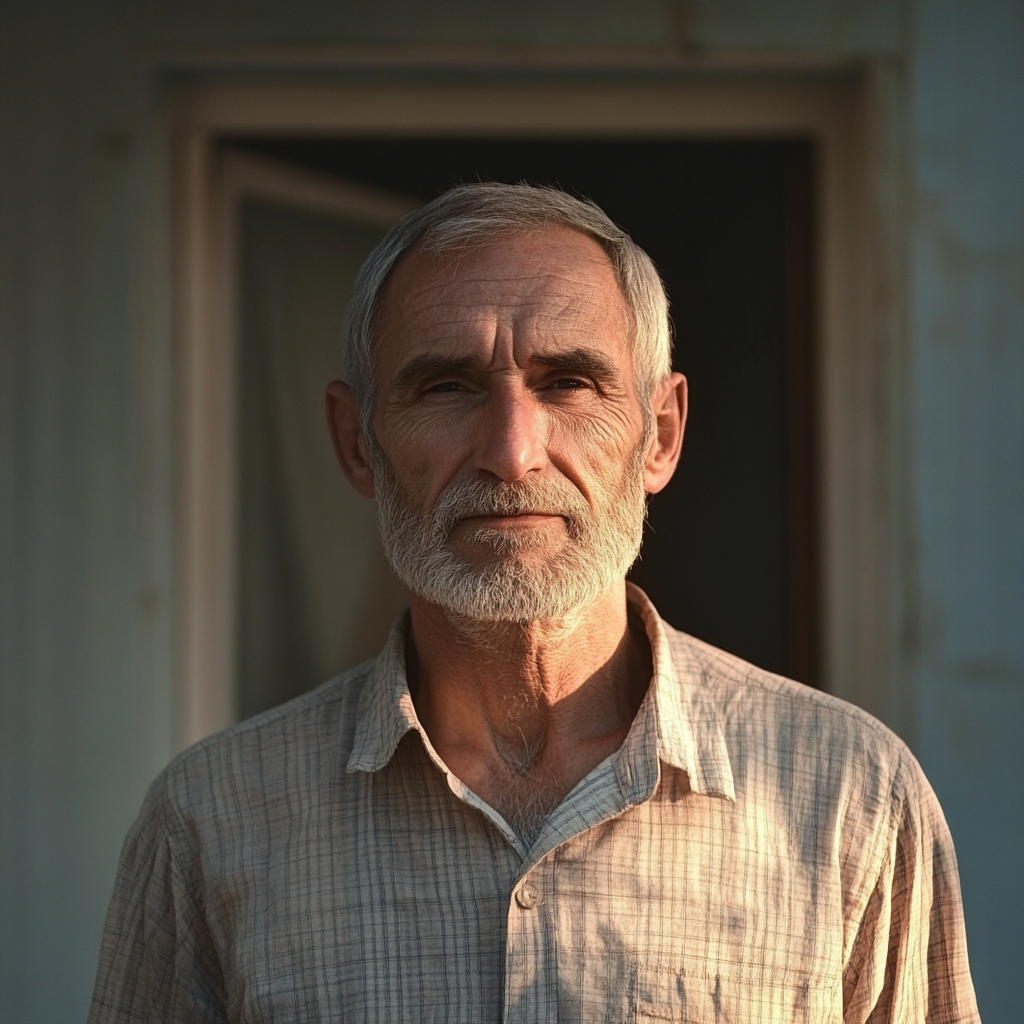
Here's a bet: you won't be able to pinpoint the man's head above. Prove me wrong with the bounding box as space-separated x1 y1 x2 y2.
340 182 674 423
327 184 687 624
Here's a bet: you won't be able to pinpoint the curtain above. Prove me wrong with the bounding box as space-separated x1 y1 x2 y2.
237 201 408 719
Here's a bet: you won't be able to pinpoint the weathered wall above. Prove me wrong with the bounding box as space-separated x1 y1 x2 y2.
906 0 1024 1014
0 1 1020 1021
0 13 174 1021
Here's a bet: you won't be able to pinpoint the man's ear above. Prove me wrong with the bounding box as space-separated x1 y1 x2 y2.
644 372 687 495
326 381 376 499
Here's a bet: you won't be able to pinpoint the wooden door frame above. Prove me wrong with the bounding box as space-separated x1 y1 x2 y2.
168 65 888 748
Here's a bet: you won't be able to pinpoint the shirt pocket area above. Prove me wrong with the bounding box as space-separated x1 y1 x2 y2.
633 960 831 1024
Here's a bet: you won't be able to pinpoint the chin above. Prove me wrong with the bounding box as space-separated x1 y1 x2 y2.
454 529 563 562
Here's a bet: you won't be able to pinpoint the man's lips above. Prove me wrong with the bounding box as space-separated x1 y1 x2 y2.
458 512 564 528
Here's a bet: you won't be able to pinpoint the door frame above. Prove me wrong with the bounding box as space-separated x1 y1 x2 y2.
168 67 891 748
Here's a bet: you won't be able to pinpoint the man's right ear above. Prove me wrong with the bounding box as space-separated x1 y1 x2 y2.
326 381 376 499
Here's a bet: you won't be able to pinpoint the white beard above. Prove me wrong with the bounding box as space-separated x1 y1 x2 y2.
369 440 649 623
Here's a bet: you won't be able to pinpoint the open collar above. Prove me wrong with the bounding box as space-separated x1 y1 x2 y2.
345 587 735 805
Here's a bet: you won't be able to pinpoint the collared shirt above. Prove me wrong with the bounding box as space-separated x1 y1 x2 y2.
89 586 979 1023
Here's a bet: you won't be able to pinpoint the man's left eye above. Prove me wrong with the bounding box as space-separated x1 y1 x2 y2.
427 381 463 393
552 377 587 390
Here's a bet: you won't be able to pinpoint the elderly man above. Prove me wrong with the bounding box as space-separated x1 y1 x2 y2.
90 184 979 1023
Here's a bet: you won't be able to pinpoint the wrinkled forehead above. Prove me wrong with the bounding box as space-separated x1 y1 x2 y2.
373 226 633 365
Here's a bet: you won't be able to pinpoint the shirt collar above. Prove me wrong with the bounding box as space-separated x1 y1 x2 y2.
346 609 422 774
345 587 735 804
622 583 735 802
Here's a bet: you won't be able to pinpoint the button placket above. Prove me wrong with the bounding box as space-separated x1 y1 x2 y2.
504 868 552 1023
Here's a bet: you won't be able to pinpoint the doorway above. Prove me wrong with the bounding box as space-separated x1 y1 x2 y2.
171 74 877 747
230 136 819 717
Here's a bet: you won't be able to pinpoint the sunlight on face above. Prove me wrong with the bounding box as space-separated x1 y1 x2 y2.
369 438 647 621
367 227 652 622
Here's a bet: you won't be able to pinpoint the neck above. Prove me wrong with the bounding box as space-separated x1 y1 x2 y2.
406 583 652 842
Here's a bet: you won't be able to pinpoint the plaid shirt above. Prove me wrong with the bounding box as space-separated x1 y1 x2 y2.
89 586 979 1023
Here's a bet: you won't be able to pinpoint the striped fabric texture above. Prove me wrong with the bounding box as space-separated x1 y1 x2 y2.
89 586 980 1023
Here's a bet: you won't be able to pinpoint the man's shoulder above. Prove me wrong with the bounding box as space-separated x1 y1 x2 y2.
142 660 376 831
661 621 918 799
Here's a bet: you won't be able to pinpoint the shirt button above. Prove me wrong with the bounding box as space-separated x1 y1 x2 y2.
516 880 543 909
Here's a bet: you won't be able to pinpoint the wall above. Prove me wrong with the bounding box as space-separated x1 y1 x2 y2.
0 1 1019 1021
0 13 175 1020
907 0 1024 1015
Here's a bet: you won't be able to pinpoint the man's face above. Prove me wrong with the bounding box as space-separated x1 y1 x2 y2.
366 226 652 621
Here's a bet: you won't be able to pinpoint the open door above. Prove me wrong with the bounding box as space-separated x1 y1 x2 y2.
228 137 819 692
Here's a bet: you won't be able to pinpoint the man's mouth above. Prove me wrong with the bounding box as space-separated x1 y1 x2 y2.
459 512 564 528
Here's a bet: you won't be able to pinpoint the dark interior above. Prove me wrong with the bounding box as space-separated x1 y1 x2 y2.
230 136 818 684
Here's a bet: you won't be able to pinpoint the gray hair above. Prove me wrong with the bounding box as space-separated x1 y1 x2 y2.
340 182 673 420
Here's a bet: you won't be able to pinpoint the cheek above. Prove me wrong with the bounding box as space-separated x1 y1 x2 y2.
546 404 645 493
552 399 640 455
376 407 475 502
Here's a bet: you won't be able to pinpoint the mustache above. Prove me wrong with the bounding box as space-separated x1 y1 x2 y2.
429 477 592 538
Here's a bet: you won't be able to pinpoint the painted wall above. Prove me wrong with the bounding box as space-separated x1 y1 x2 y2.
0 1 1019 1021
907 0 1024 1017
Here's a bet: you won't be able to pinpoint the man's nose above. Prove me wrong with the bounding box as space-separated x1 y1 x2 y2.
472 382 548 482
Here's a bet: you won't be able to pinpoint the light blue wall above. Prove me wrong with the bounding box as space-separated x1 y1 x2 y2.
908 1 1024 1020
0 1 1020 1021
0 15 175 1020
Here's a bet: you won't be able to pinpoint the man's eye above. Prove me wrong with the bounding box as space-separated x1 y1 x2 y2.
552 377 588 390
426 380 463 393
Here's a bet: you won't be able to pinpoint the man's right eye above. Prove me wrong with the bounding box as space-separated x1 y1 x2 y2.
426 380 463 393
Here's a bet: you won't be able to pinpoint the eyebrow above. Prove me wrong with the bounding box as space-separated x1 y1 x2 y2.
530 347 620 380
388 346 622 395
390 354 478 393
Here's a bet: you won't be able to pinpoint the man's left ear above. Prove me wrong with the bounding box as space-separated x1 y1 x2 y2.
644 372 687 495
326 381 376 499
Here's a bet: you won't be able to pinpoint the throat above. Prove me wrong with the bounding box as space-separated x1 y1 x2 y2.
494 729 546 774
484 758 563 848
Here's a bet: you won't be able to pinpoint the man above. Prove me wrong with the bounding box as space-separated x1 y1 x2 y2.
90 184 979 1023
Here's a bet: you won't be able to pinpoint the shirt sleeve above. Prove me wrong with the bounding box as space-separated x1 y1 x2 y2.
87 774 229 1024
842 752 981 1024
